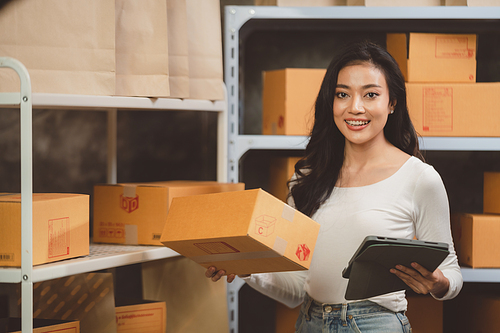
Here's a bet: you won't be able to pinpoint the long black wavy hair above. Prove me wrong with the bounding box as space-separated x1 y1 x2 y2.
289 41 423 218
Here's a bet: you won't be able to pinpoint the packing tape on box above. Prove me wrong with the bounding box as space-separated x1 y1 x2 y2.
281 204 295 222
122 185 137 198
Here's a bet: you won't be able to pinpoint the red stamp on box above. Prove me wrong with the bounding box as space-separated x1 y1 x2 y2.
255 215 276 237
120 194 139 213
296 244 310 261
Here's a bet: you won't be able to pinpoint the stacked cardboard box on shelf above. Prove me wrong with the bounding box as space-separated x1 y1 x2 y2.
0 193 89 267
387 32 500 137
93 181 244 246
262 68 325 136
450 172 500 268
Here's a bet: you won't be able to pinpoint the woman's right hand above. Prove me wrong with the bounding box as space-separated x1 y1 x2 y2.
205 266 249 283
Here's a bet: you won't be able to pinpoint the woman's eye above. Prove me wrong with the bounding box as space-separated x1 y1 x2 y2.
336 92 348 98
366 92 379 98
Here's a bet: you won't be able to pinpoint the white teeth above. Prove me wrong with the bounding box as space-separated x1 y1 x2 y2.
346 120 370 126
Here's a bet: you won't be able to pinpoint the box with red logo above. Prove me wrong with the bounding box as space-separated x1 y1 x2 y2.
0 193 89 267
262 68 326 136
386 33 476 83
160 189 320 275
93 181 244 246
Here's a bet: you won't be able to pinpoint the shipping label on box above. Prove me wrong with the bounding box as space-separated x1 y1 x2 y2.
160 189 320 275
387 33 476 83
262 68 325 136
93 181 244 246
406 82 500 137
451 213 500 268
115 300 166 333
0 193 89 267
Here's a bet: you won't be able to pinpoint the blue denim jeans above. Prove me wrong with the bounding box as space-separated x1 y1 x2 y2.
295 294 412 333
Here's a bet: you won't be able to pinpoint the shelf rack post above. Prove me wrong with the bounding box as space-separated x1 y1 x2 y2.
0 57 33 333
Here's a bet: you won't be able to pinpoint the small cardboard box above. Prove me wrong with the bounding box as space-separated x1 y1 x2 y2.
93 181 244 246
387 33 476 83
406 294 443 333
0 193 89 267
0 318 80 333
406 82 500 137
484 172 500 214
269 156 301 202
160 189 320 275
262 68 326 136
348 0 443 5
451 213 500 268
115 299 166 333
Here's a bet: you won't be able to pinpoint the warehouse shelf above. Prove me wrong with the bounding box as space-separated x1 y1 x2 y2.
0 56 228 333
0 244 180 284
0 92 226 112
231 135 500 163
224 5 500 333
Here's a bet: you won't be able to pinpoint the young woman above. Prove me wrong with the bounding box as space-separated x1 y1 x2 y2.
206 41 462 332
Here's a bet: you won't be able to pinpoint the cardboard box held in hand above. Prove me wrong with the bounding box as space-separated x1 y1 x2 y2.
160 189 320 275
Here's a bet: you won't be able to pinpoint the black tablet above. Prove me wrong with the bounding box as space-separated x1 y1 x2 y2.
342 236 450 300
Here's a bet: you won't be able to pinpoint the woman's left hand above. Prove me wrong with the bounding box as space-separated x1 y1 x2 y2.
390 262 449 298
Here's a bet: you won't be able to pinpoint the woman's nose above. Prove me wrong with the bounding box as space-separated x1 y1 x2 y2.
350 95 365 114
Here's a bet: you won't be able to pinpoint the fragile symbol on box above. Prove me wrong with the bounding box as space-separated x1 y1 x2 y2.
120 194 139 213
255 215 276 237
296 244 311 261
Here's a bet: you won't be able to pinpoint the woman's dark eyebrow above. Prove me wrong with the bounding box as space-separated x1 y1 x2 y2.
335 83 382 89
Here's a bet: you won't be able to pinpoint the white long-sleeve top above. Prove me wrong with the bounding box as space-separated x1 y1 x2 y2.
243 156 463 312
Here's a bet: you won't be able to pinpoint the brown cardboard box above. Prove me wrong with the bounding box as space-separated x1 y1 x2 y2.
484 172 500 214
255 0 346 5
115 299 166 333
93 181 244 246
0 193 89 267
387 33 476 83
160 189 320 275
446 291 500 332
406 294 443 333
262 68 325 136
269 156 301 202
0 318 80 333
406 82 500 137
349 0 443 5
142 256 229 333
451 213 500 268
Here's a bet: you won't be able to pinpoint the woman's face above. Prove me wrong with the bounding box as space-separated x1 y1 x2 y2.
333 62 394 148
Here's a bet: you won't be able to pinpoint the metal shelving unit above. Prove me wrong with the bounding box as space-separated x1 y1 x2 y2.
0 56 228 333
224 5 500 333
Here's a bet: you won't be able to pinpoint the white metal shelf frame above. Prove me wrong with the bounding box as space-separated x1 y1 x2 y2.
0 57 228 333
224 6 500 333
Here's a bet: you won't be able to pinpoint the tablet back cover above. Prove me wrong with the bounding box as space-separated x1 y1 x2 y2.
344 244 449 300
